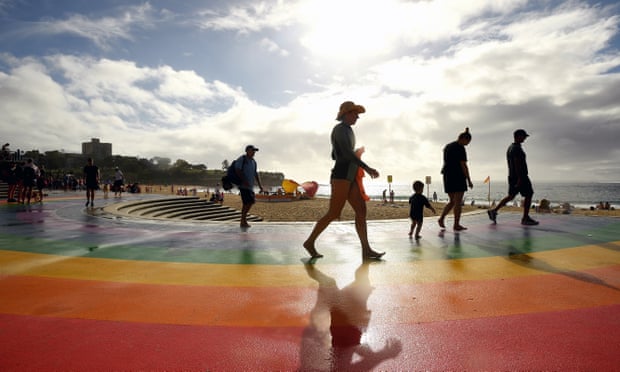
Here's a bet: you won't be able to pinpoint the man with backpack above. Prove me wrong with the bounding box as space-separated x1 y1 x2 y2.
236 145 264 228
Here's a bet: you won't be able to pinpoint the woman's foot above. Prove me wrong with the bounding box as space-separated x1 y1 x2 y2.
303 241 324 259
438 218 445 229
363 249 385 260
415 235 422 240
454 225 467 231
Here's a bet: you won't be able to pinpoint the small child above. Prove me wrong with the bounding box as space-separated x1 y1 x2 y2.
408 181 436 239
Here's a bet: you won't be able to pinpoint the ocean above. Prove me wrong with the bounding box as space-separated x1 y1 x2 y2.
313 181 620 209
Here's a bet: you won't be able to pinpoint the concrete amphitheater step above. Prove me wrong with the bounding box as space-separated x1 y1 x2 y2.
104 196 262 223
0 181 8 199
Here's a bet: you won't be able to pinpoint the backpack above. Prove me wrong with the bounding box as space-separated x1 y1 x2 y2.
221 156 246 191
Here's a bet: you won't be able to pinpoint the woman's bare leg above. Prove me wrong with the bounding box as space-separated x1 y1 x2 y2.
303 179 350 257
438 198 454 229
451 191 466 230
348 182 384 259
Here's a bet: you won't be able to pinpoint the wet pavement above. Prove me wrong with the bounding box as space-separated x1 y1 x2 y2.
1 193 619 370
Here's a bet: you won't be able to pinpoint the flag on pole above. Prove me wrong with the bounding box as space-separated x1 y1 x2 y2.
483 176 490 184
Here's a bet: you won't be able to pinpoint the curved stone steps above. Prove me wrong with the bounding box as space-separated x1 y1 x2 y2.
149 202 224 218
118 197 202 214
104 196 262 223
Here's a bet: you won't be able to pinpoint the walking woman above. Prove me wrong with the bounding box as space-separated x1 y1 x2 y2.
303 101 384 260
438 128 474 231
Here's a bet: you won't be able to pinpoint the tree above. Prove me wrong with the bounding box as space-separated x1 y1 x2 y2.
43 151 65 169
172 159 191 169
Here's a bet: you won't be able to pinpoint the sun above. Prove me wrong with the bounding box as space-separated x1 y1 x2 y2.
298 0 403 62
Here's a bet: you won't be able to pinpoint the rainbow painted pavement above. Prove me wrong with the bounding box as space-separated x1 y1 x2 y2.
1 194 619 370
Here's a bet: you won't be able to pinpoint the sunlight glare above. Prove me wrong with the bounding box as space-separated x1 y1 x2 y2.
299 0 402 61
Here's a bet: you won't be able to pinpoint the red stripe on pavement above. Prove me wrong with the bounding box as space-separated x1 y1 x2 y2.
1 305 618 371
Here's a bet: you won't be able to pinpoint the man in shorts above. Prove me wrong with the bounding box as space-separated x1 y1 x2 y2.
235 145 264 228
488 129 539 226
83 158 100 207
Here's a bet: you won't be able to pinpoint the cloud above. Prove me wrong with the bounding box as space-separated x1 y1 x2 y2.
197 1 296 34
1 53 244 154
0 1 619 184
12 3 156 49
0 0 13 16
194 0 530 62
260 37 289 56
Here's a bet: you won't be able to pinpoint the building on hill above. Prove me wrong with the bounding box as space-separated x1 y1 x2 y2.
82 138 112 160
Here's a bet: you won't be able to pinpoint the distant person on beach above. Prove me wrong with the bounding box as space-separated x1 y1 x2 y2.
303 101 384 260
35 164 46 202
1 143 9 160
21 158 38 204
5 162 18 202
433 191 437 202
14 161 24 203
438 127 473 231
408 181 436 239
487 129 539 225
83 157 99 207
236 145 264 228
113 167 123 197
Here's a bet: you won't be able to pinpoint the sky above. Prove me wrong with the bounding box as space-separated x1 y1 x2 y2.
1 0 619 187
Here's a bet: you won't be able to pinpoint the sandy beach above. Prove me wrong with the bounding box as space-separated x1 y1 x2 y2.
143 185 619 222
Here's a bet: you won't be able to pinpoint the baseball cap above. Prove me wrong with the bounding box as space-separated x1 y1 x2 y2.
514 129 530 137
245 145 259 152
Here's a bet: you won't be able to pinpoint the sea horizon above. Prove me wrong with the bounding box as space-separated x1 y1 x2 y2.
311 181 620 209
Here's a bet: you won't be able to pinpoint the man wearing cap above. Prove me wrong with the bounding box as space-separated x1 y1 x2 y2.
488 129 539 225
236 145 264 228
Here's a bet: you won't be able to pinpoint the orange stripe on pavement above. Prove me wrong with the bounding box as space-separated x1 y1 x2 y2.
1 265 618 327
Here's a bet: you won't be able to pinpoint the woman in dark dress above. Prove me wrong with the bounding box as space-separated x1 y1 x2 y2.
438 128 473 231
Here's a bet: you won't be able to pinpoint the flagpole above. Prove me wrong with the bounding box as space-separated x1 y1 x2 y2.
488 177 491 204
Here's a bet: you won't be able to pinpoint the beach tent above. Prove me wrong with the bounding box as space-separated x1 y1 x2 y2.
281 179 319 197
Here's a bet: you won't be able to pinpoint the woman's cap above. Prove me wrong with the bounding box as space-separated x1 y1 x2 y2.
336 101 365 120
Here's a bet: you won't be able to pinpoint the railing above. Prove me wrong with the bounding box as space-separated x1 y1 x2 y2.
0 150 24 162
